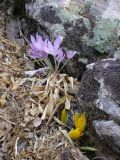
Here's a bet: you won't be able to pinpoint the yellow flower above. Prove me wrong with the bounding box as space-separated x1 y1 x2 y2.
74 112 86 131
69 112 86 139
69 128 84 139
61 108 68 124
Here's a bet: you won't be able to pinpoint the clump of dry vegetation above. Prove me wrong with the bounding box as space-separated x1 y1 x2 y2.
0 31 89 160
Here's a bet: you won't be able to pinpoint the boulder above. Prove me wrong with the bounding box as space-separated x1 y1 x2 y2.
25 0 94 53
92 0 120 20
84 19 118 54
24 0 95 79
10 0 119 79
78 58 120 158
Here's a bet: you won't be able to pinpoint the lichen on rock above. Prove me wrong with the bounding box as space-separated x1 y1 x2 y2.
85 18 119 54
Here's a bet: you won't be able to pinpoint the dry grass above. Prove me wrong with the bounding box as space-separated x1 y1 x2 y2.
0 31 88 160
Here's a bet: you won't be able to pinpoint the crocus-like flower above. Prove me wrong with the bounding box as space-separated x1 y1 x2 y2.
47 36 63 56
27 33 77 73
66 50 77 59
56 48 64 63
68 112 86 139
29 33 48 59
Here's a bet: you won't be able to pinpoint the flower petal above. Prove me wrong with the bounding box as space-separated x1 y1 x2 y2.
43 39 49 53
69 128 84 139
36 33 43 44
76 112 86 131
74 112 80 128
61 108 68 124
54 36 63 51
30 35 36 44
66 51 77 59
56 49 64 63
48 41 54 55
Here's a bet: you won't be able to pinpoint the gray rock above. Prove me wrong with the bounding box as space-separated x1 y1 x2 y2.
5 19 19 41
78 58 120 156
85 18 118 54
25 0 97 79
10 0 119 79
114 49 120 59
0 0 4 3
89 0 120 20
25 0 91 39
93 120 120 153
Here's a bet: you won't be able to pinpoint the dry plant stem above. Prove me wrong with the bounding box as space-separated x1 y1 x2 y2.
0 115 16 125
46 103 62 126
15 137 19 158
53 116 71 130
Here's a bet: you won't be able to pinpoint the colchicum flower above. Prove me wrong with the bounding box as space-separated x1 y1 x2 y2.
29 33 48 59
66 51 77 59
26 33 77 77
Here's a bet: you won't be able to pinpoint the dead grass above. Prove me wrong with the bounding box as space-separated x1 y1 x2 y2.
0 31 88 159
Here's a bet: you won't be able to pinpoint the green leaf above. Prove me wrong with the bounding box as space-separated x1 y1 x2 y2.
80 146 97 152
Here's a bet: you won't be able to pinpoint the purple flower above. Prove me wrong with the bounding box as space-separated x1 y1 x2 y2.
47 36 63 56
56 49 64 63
66 50 77 59
29 33 48 59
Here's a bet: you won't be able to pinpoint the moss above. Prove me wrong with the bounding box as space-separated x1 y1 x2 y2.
86 19 119 54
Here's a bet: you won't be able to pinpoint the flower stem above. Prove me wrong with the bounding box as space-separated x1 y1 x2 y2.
58 59 69 73
53 56 57 72
34 59 46 67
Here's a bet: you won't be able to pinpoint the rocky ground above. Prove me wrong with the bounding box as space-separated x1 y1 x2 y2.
0 0 120 160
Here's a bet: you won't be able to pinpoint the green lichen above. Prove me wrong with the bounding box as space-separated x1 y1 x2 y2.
86 19 119 54
57 8 80 22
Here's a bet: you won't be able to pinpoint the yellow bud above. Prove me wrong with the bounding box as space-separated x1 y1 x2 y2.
61 108 68 124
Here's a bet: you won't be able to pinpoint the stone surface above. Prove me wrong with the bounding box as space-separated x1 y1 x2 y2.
85 18 118 54
25 0 96 79
25 0 91 39
93 120 120 152
78 58 120 157
0 0 4 3
92 0 120 19
9 0 119 79
5 19 19 40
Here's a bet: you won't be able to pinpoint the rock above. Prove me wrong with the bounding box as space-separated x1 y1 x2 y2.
13 0 26 16
25 0 91 39
114 49 120 59
5 19 19 41
0 0 4 3
9 0 119 78
93 120 120 153
84 18 118 54
93 0 120 20
25 0 96 79
78 58 120 157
